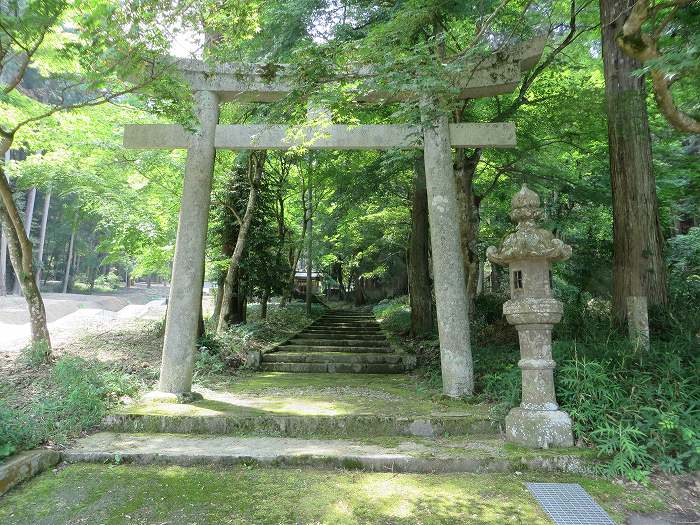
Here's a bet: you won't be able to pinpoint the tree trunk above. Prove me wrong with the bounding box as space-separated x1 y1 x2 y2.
212 274 225 324
408 153 434 337
222 269 245 325
490 264 501 293
600 0 668 322
476 260 484 296
305 179 313 316
62 221 76 294
0 203 51 349
12 187 36 295
0 230 6 296
0 144 50 348
217 152 265 333
88 264 96 291
261 287 269 319
454 148 482 318
35 189 50 286
283 228 307 306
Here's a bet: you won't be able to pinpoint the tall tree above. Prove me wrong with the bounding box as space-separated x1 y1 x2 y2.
305 170 313 315
61 218 76 294
408 154 433 336
12 187 36 295
217 151 266 332
35 189 51 285
600 0 669 321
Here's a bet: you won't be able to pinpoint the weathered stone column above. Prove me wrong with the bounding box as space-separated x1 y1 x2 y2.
421 102 473 397
155 90 219 400
487 185 573 448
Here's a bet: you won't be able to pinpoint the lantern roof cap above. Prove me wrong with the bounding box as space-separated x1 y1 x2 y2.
487 184 571 265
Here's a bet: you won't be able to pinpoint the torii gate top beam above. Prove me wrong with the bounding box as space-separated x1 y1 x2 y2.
174 37 545 103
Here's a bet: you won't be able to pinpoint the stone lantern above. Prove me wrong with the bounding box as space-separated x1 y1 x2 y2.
486 184 573 448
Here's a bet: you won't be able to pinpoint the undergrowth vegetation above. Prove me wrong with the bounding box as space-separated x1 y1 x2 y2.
0 302 324 461
195 302 325 378
0 357 143 459
375 293 700 482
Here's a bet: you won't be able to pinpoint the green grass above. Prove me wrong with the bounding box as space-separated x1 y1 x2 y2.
121 372 493 418
0 464 665 524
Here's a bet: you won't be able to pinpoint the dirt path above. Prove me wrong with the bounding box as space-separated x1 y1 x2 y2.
0 284 169 352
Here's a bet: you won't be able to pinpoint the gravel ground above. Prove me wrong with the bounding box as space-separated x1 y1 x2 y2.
0 284 169 352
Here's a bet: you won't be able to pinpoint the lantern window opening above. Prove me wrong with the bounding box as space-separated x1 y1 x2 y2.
549 270 553 291
513 270 523 290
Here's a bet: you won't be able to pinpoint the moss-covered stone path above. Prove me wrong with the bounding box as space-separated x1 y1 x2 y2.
0 464 665 525
56 371 599 475
1 370 669 524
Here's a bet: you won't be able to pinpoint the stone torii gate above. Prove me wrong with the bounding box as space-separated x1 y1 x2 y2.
125 39 545 401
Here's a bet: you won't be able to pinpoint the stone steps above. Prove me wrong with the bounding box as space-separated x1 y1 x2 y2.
284 338 389 347
264 352 403 364
103 412 497 438
261 310 409 375
278 345 394 353
260 362 406 374
314 322 377 326
302 329 383 335
321 316 375 321
294 333 386 340
63 432 593 474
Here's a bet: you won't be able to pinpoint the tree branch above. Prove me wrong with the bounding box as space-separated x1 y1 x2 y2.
616 0 700 133
2 14 58 94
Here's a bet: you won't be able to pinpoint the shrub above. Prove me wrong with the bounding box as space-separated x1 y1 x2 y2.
193 302 324 376
94 271 122 291
0 442 15 460
373 296 411 335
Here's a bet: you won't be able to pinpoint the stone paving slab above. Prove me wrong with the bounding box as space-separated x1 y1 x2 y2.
63 432 594 474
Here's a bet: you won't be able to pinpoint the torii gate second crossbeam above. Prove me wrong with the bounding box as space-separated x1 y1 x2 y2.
124 39 545 401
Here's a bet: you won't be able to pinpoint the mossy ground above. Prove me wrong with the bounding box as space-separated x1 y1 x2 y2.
0 464 665 524
122 372 493 418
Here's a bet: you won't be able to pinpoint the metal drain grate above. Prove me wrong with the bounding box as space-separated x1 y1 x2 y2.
527 483 617 525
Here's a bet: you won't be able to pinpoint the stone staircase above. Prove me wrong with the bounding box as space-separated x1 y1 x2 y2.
260 310 412 374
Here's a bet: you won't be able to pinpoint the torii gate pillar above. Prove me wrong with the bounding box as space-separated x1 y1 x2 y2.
154 90 218 400
422 105 474 397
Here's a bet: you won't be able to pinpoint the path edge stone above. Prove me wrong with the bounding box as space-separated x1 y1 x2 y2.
0 449 60 496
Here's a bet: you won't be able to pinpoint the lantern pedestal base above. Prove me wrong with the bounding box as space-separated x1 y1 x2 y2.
505 408 573 448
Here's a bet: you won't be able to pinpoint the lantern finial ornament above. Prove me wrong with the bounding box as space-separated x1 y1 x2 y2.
487 184 574 448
